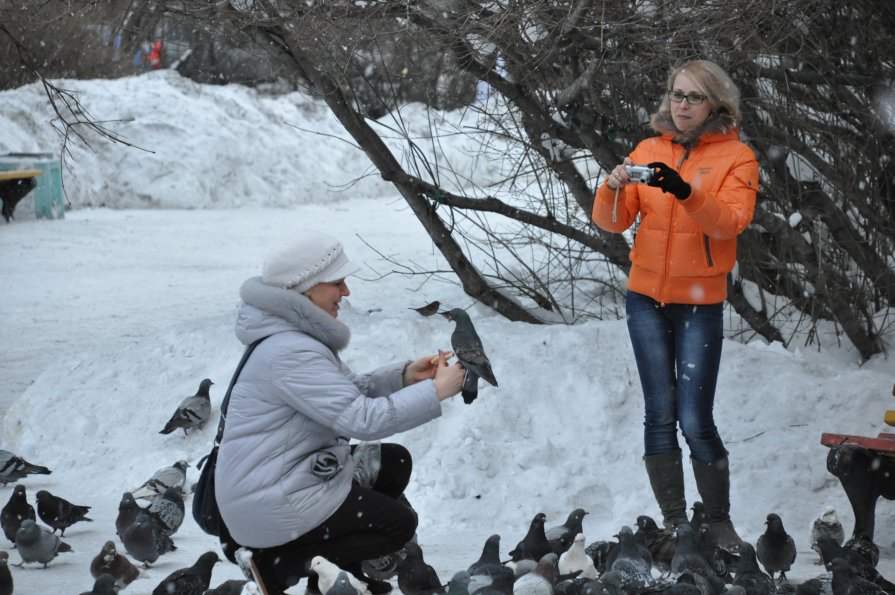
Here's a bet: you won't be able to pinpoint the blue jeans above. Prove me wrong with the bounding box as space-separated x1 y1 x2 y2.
625 291 728 463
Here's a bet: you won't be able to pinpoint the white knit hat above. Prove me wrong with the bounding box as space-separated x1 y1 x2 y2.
262 231 360 293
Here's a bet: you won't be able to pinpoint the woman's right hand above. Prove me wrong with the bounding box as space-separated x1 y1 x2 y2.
432 350 466 401
606 157 635 190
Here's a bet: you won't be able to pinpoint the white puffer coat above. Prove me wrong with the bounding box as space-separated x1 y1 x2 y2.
215 276 442 548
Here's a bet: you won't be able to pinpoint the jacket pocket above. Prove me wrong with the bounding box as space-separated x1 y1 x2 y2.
311 450 343 481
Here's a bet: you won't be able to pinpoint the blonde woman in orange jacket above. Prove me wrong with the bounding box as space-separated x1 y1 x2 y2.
592 60 758 552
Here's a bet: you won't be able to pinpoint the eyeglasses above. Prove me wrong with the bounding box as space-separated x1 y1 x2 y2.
666 90 708 105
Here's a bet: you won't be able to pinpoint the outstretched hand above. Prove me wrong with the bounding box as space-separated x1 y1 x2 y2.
646 161 691 199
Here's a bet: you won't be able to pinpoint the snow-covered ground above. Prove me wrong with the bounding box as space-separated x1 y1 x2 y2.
1 71 893 593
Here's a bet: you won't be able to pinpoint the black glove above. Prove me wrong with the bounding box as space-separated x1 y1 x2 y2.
647 162 691 200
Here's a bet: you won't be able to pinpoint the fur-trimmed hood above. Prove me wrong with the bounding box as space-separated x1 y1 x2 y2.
650 108 738 146
236 276 350 352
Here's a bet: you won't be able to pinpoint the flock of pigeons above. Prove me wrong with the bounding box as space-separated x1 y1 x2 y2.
0 307 891 594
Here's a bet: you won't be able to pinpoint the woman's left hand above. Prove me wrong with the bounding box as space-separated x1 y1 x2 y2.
403 352 447 386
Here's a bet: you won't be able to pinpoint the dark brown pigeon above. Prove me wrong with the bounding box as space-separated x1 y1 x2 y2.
152 550 220 595
510 512 552 563
397 542 444 595
90 540 140 588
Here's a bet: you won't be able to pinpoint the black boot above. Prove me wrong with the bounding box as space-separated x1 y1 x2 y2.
644 449 689 529
691 455 744 553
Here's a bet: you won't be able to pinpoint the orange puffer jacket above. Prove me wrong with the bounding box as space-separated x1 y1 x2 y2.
592 129 758 305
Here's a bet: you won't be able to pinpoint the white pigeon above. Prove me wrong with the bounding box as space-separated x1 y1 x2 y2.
810 506 845 562
310 556 371 595
559 533 597 579
131 460 189 501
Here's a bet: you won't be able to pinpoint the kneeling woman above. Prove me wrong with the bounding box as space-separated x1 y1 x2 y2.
215 231 465 594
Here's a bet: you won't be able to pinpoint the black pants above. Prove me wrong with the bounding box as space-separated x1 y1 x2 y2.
251 443 417 591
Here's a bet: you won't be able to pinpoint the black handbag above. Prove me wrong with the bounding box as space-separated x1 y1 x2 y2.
192 338 265 536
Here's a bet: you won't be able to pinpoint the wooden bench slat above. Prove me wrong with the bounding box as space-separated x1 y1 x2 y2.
821 432 895 457
0 169 43 182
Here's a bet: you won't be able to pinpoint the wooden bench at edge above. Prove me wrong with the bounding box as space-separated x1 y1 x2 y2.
0 169 42 182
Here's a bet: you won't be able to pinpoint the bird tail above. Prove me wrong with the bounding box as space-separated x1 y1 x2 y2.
58 541 73 553
461 371 478 405
22 463 51 475
158 421 179 435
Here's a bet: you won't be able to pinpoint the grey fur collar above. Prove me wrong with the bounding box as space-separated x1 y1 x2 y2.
240 276 351 352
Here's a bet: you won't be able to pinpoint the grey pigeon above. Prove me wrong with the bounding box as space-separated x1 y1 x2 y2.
326 571 365 595
204 580 250 595
731 542 774 595
116 491 145 536
160 378 214 436
79 573 119 595
35 489 92 536
122 509 177 567
446 570 470 595
814 536 895 593
468 534 510 578
554 577 604 595
441 308 498 404
512 553 557 595
132 459 190 501
796 578 825 595
147 485 185 536
810 506 844 560
14 518 72 567
689 502 706 530
1 483 36 544
584 540 616 575
830 557 887 595
152 550 220 595
510 512 552 563
559 533 597 579
634 515 676 574
0 450 51 485
397 541 444 594
546 509 588 555
670 524 724 595
695 523 732 582
0 551 12 595
608 526 653 589
756 513 796 583
90 540 140 588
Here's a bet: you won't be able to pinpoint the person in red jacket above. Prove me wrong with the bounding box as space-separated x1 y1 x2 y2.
592 60 758 552
148 40 163 69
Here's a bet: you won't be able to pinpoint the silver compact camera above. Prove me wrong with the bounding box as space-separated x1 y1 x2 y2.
625 164 654 184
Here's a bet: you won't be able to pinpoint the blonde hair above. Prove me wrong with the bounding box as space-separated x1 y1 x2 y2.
650 60 741 139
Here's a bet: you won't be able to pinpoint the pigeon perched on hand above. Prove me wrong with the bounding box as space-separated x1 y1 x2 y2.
1 484 36 545
510 512 552 563
14 518 72 567
147 485 185 537
546 508 588 555
35 489 92 536
397 541 445 595
152 550 220 595
122 509 176 567
160 378 214 436
90 540 140 588
0 450 51 485
756 513 796 583
132 459 190 501
440 308 498 404
0 551 12 595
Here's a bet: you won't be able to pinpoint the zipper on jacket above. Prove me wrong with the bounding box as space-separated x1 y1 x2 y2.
703 234 714 268
660 143 692 304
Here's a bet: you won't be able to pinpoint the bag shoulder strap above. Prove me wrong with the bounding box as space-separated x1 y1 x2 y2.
214 337 267 446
